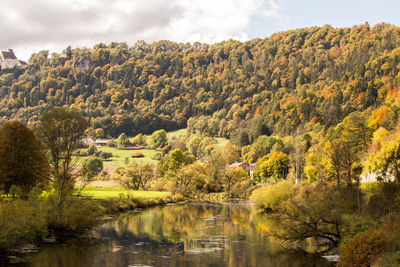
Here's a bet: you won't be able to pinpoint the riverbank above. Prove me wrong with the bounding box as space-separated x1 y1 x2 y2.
251 181 400 266
0 186 180 265
1 182 258 266
14 202 335 267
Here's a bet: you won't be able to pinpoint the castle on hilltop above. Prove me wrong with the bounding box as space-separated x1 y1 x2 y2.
0 49 24 70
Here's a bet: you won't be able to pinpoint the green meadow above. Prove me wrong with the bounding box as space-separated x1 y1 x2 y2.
82 185 170 200
75 146 159 167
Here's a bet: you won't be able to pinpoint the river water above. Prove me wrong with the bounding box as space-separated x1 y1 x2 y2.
22 202 334 267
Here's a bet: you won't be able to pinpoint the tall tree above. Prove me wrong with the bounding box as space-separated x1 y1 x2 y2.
324 139 343 188
35 107 88 217
0 120 49 195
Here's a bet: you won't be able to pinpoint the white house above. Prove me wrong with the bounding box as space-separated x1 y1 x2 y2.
0 49 23 70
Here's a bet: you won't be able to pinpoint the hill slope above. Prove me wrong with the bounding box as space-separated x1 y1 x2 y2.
1 23 400 138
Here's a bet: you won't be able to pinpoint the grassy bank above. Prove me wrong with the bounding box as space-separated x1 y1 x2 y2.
0 185 178 254
83 185 179 213
82 185 170 200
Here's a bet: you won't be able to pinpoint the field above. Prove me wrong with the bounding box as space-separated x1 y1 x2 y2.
82 184 170 200
75 146 159 168
75 128 230 172
166 128 187 140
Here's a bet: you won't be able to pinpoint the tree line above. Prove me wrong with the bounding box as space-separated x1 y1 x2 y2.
0 23 399 140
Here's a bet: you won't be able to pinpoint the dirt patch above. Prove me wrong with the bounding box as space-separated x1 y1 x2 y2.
103 166 117 174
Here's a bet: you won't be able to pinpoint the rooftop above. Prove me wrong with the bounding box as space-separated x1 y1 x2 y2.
1 49 17 60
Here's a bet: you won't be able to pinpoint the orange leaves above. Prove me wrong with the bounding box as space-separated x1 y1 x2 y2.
367 105 391 129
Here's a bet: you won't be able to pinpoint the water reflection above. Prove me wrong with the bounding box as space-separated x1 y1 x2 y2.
23 202 334 267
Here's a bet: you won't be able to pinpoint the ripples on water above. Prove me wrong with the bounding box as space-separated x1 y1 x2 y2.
20 202 334 267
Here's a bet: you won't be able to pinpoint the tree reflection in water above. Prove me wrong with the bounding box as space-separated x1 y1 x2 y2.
24 203 334 267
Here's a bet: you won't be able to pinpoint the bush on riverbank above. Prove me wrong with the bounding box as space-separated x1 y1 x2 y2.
45 195 101 234
338 229 391 267
251 181 400 265
99 192 183 213
251 182 360 249
0 187 102 251
250 181 296 211
0 182 185 252
0 199 47 250
339 217 400 267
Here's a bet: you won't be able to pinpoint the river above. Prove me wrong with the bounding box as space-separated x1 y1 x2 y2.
21 202 334 267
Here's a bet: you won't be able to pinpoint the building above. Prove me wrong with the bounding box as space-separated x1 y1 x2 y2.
95 140 108 147
82 138 108 147
228 162 251 172
0 49 23 70
82 138 95 145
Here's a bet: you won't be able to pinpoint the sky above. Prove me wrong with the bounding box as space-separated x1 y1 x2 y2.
1 0 400 61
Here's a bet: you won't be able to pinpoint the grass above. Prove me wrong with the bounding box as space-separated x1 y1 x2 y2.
142 128 187 142
75 128 229 168
75 146 159 167
82 185 170 200
214 137 229 148
167 128 187 140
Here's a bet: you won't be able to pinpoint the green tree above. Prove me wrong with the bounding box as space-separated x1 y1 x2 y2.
187 135 202 156
324 139 344 188
367 140 400 182
131 133 146 146
113 162 153 190
223 167 249 197
117 132 130 146
150 129 167 148
87 144 98 155
0 120 49 195
243 135 283 163
78 157 103 194
169 149 185 170
166 163 206 197
82 157 103 178
254 152 289 182
94 128 104 138
35 107 88 217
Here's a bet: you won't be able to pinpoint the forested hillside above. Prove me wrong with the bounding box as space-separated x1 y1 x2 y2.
1 23 400 139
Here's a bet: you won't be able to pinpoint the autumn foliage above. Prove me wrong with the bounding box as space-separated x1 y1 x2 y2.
338 229 391 267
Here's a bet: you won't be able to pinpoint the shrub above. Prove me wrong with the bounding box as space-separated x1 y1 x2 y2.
46 197 101 234
0 200 47 250
341 214 377 246
250 181 295 211
131 152 144 158
149 129 167 149
339 229 391 267
87 144 98 155
107 140 117 147
131 134 146 146
99 151 113 160
151 152 162 160
372 251 400 267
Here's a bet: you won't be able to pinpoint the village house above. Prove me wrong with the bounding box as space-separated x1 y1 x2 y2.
228 162 251 172
95 140 108 147
82 138 95 145
82 138 108 147
0 49 24 70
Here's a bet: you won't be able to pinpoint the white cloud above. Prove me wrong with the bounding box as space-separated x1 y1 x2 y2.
0 0 285 60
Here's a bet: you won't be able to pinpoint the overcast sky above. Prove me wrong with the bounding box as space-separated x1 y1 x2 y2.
2 0 400 61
